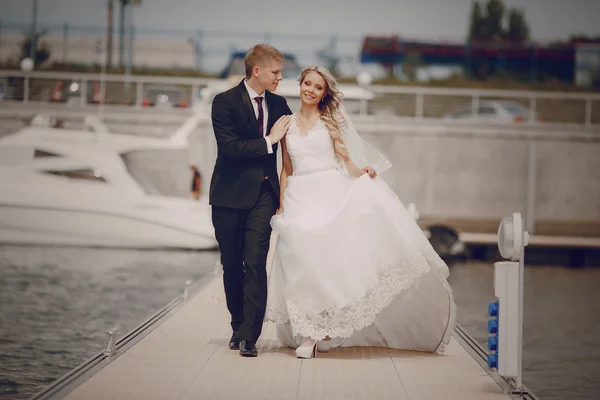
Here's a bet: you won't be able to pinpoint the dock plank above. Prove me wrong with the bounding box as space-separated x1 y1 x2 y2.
63 275 512 400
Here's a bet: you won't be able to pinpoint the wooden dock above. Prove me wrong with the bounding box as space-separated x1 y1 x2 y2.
33 273 534 400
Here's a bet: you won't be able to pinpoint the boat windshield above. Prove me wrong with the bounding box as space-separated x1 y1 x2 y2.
120 149 192 197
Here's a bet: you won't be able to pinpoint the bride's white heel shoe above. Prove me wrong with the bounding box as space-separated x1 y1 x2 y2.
295 338 318 359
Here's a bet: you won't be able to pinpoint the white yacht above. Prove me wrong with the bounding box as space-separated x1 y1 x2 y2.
0 112 217 249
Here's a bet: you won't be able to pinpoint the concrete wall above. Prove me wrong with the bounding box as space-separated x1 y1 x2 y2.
360 132 600 224
191 119 600 233
536 141 600 220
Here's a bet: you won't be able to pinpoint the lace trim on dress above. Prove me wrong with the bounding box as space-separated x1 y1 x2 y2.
266 251 440 342
288 115 324 137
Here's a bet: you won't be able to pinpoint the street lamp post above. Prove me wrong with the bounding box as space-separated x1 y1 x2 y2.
119 0 141 70
119 0 126 68
29 0 38 62
107 0 114 68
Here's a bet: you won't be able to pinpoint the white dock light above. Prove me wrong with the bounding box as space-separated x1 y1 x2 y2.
20 58 34 72
497 213 529 260
488 212 529 395
357 71 373 86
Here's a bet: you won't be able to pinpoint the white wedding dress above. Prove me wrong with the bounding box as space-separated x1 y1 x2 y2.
265 115 456 353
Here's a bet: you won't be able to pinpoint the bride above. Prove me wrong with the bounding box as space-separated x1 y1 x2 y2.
265 66 456 359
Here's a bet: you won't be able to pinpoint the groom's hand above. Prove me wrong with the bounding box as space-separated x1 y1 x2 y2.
269 115 291 144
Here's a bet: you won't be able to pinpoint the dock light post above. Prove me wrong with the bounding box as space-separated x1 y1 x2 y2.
487 212 530 396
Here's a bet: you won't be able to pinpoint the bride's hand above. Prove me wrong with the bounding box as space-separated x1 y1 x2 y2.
362 166 377 179
347 164 364 178
276 207 284 215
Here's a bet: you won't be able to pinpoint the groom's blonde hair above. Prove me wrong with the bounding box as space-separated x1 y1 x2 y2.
244 44 285 79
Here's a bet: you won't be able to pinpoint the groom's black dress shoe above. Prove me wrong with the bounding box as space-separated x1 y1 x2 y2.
229 332 241 350
239 340 258 357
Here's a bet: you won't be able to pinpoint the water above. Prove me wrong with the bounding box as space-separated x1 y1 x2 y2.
1 248 599 400
0 245 219 399
447 262 600 400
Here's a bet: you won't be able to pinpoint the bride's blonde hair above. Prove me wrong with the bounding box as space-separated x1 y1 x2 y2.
298 66 349 161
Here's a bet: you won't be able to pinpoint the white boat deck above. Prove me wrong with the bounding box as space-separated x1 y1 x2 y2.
59 275 515 400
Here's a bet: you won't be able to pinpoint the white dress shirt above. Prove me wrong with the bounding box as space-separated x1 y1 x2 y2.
244 79 273 154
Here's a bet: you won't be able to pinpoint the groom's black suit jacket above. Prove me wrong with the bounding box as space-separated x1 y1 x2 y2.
209 80 292 210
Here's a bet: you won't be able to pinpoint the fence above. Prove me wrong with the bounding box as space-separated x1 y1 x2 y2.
366 86 600 126
1 70 599 126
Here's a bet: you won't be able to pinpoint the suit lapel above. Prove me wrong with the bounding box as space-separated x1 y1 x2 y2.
265 91 276 136
237 80 259 137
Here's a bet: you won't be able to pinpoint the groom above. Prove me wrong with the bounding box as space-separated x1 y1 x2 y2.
209 44 292 357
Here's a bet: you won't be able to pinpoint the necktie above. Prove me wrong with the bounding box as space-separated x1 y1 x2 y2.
254 96 264 137
254 96 267 181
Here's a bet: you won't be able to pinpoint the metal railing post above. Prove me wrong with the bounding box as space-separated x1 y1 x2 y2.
24 75 30 104
136 80 143 108
471 93 480 118
103 326 121 357
585 96 592 127
415 93 424 120
528 95 536 124
80 79 87 107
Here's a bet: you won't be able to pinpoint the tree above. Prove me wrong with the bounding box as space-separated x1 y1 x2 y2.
316 47 340 76
316 36 342 76
116 0 142 68
468 2 484 39
485 0 505 40
467 0 531 44
506 8 530 43
401 52 423 81
20 31 51 66
570 34 600 42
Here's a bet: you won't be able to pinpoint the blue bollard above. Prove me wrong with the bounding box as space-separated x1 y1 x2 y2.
487 319 498 334
488 336 498 351
488 301 499 317
488 353 498 369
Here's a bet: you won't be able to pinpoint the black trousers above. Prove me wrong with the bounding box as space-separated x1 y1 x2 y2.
211 181 278 343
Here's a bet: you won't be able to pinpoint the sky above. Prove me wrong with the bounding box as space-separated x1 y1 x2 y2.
2 0 600 43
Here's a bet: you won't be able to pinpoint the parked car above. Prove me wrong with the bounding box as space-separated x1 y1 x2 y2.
49 79 102 104
442 100 541 123
141 85 188 108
